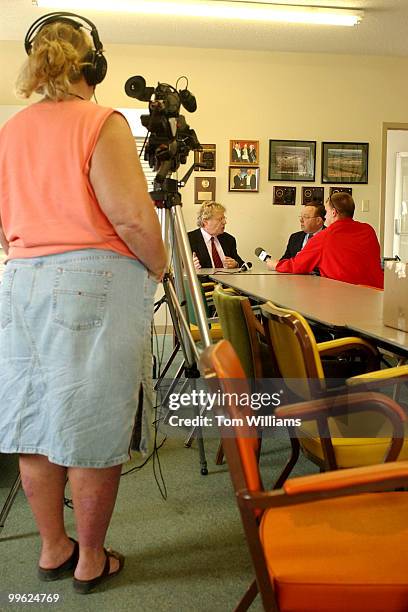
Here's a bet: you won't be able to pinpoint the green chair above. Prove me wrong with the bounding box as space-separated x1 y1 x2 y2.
213 284 277 378
212 285 278 464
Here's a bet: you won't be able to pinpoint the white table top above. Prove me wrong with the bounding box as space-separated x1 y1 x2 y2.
209 272 408 356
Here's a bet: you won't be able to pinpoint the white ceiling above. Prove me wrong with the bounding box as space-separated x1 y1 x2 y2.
2 0 408 56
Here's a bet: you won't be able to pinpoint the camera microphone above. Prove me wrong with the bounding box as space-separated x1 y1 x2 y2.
255 247 271 262
239 261 252 272
124 76 154 101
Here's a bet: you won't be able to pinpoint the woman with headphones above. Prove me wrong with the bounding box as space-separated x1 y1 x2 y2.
0 13 166 593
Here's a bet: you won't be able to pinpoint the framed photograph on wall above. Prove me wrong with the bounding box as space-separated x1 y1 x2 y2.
229 166 259 192
269 140 316 182
194 144 216 171
322 142 368 184
230 140 259 165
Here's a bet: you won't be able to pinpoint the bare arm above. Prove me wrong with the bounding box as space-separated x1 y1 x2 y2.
0 223 9 255
89 113 167 280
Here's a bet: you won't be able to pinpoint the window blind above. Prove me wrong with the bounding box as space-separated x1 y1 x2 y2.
135 136 156 191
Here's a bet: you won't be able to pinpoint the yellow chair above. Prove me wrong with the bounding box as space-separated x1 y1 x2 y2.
261 301 408 478
200 339 408 612
183 278 223 342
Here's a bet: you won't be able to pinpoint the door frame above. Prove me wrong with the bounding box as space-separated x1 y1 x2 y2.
380 122 408 250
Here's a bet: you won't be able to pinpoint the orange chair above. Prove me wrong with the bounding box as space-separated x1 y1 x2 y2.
200 339 408 612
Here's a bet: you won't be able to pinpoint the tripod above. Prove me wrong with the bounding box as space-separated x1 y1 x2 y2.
153 174 212 475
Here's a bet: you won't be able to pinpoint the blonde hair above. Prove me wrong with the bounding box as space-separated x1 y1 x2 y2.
197 201 226 227
16 22 92 100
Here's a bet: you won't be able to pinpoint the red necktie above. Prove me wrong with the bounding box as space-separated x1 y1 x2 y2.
211 237 223 268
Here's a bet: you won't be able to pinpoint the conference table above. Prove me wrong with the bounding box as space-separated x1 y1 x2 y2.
207 269 408 358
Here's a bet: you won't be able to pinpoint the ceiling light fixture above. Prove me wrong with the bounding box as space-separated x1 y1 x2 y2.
32 1 364 27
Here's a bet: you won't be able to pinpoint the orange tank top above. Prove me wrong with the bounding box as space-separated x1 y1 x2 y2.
0 99 136 260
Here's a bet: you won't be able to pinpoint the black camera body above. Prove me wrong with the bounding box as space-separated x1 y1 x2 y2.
125 76 200 183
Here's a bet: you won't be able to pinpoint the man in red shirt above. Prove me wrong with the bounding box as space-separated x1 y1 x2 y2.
267 192 383 289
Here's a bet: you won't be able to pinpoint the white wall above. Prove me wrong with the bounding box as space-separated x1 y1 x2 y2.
2 41 408 267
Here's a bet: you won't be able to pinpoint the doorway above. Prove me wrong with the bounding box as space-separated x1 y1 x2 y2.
380 122 408 258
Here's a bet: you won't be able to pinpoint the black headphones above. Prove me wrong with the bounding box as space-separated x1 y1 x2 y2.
24 12 107 87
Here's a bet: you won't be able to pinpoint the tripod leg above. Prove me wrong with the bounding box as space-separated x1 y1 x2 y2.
0 472 21 534
184 398 209 447
152 354 157 380
183 381 208 475
154 340 180 391
157 360 186 424
196 435 208 476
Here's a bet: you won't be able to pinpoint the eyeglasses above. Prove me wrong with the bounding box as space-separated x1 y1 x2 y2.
299 215 319 220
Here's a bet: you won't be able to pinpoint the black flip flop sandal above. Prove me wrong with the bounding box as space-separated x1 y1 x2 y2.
73 548 125 594
38 538 79 582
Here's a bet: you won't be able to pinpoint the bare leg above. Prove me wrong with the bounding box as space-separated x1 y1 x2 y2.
68 465 122 580
19 454 74 568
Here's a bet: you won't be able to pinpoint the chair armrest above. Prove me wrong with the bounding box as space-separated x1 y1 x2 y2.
275 390 407 424
318 337 379 371
236 461 408 509
283 460 408 495
347 364 408 385
275 391 406 463
317 336 378 358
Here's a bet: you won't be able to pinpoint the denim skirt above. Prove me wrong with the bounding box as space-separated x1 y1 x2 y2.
0 249 157 467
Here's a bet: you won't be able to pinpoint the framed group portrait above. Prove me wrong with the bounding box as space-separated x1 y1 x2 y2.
229 166 259 192
322 142 368 184
230 140 259 165
269 140 316 182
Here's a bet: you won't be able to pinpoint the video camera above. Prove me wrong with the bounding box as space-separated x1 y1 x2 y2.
124 75 201 184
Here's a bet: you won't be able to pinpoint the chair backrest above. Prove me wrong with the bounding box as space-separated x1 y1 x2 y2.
261 301 325 399
213 285 255 377
213 284 278 379
199 339 263 494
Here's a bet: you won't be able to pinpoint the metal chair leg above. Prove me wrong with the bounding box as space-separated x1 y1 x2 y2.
0 473 21 534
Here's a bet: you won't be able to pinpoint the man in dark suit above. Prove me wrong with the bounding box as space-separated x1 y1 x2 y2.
233 168 247 189
248 144 257 163
280 203 325 260
188 201 244 269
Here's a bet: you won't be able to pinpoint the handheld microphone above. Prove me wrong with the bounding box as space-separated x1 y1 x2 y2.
255 247 271 262
239 261 252 272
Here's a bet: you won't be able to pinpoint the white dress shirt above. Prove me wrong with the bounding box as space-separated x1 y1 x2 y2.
301 226 324 249
200 228 225 267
